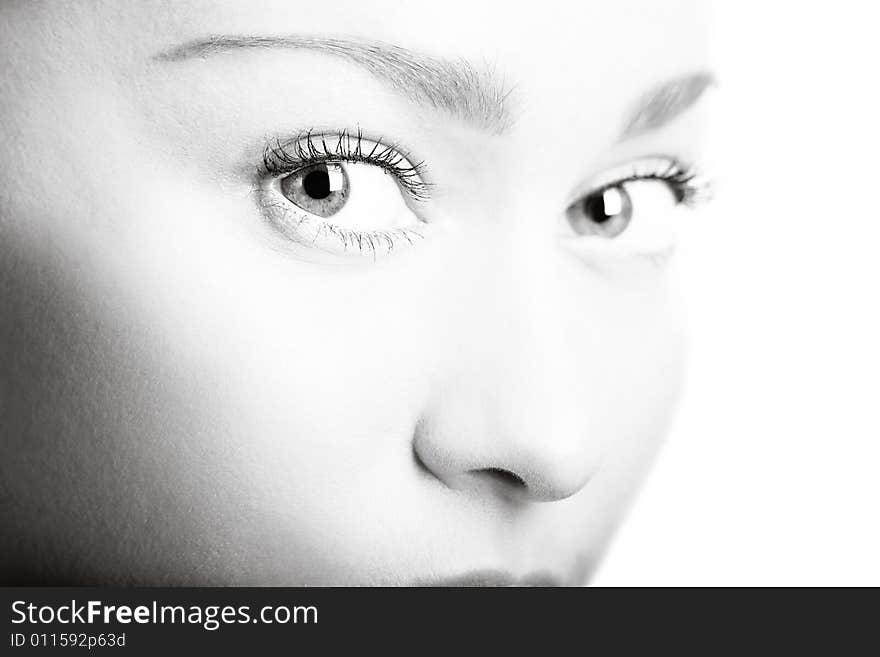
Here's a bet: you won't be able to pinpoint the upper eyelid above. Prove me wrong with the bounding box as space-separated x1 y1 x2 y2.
566 156 703 204
589 156 688 187
260 130 433 200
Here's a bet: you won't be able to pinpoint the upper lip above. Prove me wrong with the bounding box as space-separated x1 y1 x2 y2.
414 569 563 587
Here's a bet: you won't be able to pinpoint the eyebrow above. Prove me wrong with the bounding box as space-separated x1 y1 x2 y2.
618 71 716 140
155 34 514 134
156 35 714 139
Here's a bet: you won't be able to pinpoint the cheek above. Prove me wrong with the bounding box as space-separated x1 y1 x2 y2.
109 203 439 580
561 259 688 453
532 277 686 565
0 226 255 583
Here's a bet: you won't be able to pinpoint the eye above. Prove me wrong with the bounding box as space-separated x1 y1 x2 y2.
564 157 710 254
274 159 422 246
261 132 430 257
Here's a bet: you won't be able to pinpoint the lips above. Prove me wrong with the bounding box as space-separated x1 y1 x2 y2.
416 569 562 587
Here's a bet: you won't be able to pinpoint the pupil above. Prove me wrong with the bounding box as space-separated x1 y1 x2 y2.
585 193 612 223
303 167 331 200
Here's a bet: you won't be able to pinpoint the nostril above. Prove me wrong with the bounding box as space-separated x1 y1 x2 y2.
476 467 527 489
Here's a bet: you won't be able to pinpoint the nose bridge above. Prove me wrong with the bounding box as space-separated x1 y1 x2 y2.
485 243 568 408
453 203 566 359
480 242 588 452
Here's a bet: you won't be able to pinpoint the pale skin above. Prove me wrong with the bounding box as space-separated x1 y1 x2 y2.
0 0 712 585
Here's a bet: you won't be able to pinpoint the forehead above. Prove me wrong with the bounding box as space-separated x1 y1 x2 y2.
130 1 707 48
10 0 709 84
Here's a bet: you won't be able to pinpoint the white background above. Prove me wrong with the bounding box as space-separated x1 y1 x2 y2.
593 4 880 585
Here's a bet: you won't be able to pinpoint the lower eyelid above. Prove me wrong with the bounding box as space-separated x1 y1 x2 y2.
256 191 425 259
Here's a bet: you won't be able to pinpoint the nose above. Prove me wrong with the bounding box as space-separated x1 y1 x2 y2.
413 401 600 503
413 241 603 503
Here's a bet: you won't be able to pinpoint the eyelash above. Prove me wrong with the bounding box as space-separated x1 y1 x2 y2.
591 157 712 208
261 128 432 203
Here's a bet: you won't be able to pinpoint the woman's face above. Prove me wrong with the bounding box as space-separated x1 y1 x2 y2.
0 0 712 584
